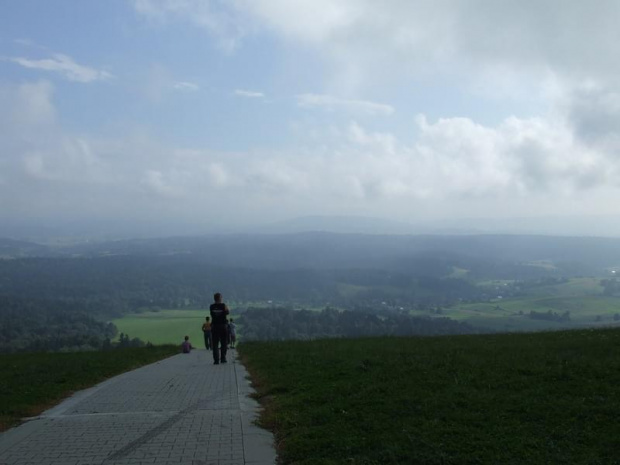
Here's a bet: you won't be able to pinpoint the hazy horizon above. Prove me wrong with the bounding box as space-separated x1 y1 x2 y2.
6 213 620 243
3 1 620 236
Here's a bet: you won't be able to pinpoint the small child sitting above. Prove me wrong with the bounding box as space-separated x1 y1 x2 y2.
181 335 193 353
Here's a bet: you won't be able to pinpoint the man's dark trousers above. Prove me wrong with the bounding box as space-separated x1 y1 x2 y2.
211 324 228 363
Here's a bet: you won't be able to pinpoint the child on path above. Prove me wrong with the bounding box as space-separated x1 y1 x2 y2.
229 318 237 349
202 316 212 350
181 335 193 353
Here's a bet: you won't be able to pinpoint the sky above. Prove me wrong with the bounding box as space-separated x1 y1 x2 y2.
2 0 620 237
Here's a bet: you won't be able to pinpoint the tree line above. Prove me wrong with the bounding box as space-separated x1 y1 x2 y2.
238 306 481 341
0 256 494 312
0 296 118 352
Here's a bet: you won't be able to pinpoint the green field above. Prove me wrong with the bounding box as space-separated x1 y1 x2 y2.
443 296 620 331
110 278 620 340
0 346 178 432
515 277 604 297
440 277 620 331
112 309 210 346
335 277 620 332
240 329 620 464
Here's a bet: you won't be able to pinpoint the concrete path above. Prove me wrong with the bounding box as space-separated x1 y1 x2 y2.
0 350 276 465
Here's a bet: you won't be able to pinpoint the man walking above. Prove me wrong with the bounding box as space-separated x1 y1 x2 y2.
210 292 230 364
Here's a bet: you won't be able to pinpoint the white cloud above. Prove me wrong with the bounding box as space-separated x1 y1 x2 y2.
234 89 265 98
141 170 185 198
206 162 229 186
22 154 50 180
173 81 200 91
3 76 620 227
2 80 56 126
562 83 620 148
8 54 113 83
297 93 394 116
135 1 620 99
13 38 35 47
129 0 620 113
132 0 250 52
239 1 620 86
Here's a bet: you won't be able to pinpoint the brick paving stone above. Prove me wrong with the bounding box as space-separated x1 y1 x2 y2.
0 350 275 464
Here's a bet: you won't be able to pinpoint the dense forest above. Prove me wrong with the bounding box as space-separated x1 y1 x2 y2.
238 306 479 341
0 256 497 309
0 296 117 352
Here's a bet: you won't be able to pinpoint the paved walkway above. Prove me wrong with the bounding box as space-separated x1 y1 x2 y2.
0 350 276 465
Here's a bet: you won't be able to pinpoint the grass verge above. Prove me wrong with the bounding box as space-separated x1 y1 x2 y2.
0 345 178 432
239 329 620 464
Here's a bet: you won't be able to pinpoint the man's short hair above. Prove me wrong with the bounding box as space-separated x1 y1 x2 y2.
214 292 222 301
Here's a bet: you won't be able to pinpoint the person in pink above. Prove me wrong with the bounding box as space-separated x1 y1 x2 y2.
181 335 193 353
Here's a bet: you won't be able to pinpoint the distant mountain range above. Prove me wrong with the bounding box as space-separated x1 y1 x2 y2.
253 214 620 237
0 238 50 258
3 213 620 244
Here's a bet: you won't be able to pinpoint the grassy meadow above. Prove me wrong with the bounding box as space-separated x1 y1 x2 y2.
0 345 178 432
112 309 210 346
335 276 620 333
240 329 620 465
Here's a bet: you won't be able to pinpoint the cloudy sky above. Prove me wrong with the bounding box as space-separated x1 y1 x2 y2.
2 0 620 236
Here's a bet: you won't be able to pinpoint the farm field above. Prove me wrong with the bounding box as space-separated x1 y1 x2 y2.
240 329 620 464
444 296 620 329
441 277 620 331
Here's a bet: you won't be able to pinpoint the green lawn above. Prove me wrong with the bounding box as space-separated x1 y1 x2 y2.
112 309 210 347
0 346 178 432
240 329 620 464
